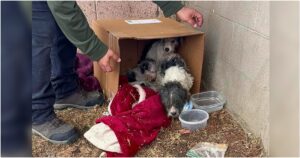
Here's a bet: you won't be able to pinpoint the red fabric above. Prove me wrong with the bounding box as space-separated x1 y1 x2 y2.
109 84 139 116
95 83 170 157
119 76 129 86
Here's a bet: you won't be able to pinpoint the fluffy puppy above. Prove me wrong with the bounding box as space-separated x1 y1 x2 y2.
159 81 188 118
142 38 180 64
157 53 193 91
159 66 193 91
127 59 157 82
157 53 194 118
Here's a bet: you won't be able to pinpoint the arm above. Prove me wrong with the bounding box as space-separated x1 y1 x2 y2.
153 1 203 28
153 1 184 17
47 1 108 61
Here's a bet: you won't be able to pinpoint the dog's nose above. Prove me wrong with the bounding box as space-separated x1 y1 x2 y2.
170 111 177 116
164 47 170 52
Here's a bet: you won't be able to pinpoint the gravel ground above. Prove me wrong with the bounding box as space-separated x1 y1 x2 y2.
32 104 264 157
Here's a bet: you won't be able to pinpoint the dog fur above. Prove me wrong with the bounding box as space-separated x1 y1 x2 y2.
143 38 180 64
127 38 181 84
157 53 194 118
159 81 188 118
158 53 187 76
127 59 157 82
125 37 192 118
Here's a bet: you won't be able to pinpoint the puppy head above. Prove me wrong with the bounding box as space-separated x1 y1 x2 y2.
159 81 188 118
162 38 180 53
139 59 157 82
159 54 186 76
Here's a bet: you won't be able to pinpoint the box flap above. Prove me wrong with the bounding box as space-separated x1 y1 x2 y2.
93 18 203 39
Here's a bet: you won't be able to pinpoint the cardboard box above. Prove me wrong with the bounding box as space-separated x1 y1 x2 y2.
92 18 204 98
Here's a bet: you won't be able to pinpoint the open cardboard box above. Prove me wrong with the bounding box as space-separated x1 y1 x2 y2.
92 18 204 98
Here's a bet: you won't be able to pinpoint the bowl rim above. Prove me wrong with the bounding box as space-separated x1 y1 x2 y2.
179 109 209 125
191 90 220 96
191 91 226 106
191 90 225 98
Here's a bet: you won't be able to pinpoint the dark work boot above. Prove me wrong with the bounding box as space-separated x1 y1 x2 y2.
32 117 78 144
53 90 105 110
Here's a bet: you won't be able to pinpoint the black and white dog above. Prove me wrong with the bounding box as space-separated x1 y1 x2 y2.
157 53 193 118
126 58 157 82
127 38 181 83
126 38 192 118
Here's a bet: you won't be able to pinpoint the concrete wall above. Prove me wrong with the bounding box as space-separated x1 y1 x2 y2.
76 1 164 24
184 1 270 153
77 1 270 154
270 2 299 156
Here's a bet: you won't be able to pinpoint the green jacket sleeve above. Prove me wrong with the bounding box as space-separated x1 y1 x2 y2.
153 1 184 17
47 1 108 61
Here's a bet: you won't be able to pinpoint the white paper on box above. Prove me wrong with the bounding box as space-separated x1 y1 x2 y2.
125 19 161 25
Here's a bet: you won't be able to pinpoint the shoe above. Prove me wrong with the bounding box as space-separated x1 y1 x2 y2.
32 117 78 144
54 90 105 110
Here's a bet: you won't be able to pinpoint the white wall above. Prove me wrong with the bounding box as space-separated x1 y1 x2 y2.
184 1 270 153
269 2 299 156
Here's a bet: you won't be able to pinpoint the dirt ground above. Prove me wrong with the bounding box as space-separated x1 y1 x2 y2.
32 104 264 157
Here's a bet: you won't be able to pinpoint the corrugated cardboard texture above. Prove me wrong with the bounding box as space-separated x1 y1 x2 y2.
178 35 204 93
92 18 204 98
92 18 202 39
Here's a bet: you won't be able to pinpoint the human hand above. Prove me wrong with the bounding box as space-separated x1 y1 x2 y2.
97 49 121 72
176 6 203 28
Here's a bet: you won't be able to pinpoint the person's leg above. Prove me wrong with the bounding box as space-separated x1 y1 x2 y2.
32 1 57 125
48 5 104 109
50 31 105 109
32 1 104 144
32 1 78 144
49 28 78 100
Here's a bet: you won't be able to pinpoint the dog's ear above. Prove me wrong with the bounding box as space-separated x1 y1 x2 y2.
173 83 189 111
158 85 170 108
127 70 136 82
182 87 189 101
172 57 185 68
139 39 157 62
139 61 149 74
160 57 180 75
159 60 169 76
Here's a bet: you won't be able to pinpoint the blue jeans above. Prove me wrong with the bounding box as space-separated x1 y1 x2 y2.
32 2 78 124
